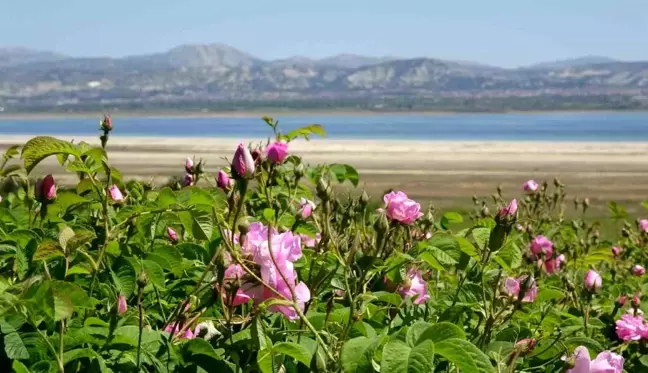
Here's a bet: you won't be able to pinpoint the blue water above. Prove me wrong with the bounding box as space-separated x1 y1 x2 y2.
1 112 648 141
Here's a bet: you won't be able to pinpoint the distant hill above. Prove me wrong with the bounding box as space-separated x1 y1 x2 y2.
0 47 67 67
526 56 619 69
1 44 647 112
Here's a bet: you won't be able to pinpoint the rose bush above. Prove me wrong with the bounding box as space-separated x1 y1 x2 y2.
0 116 646 372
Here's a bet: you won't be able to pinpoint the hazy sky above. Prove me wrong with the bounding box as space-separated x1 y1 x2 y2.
1 0 647 67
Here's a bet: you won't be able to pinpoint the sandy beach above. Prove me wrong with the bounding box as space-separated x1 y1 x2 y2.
1 135 647 205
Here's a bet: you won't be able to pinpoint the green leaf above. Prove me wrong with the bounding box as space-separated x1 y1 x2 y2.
607 201 628 220
535 288 566 303
341 337 377 373
493 242 522 271
0 318 29 359
583 248 613 266
416 323 466 345
436 338 494 373
112 259 136 296
58 226 75 251
142 259 165 288
51 280 95 310
179 209 213 241
418 252 445 272
12 360 30 373
185 338 224 361
380 340 435 373
564 337 604 354
456 236 479 259
329 164 360 187
257 345 283 373
406 322 432 347
471 228 490 251
274 342 312 366
284 124 326 141
425 247 458 265
640 355 648 367
32 240 64 262
441 212 463 228
21 136 80 174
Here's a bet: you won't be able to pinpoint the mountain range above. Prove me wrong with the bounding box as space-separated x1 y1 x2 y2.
1 44 647 112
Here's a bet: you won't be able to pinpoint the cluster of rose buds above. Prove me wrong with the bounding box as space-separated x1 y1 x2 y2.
527 235 566 274
182 157 205 187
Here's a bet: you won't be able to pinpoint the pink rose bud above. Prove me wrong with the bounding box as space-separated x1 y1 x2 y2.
523 180 539 193
632 265 645 276
498 199 518 217
185 157 194 173
251 148 262 164
515 338 537 354
117 295 127 314
39 174 57 201
109 185 124 202
632 294 640 308
101 114 112 131
233 143 255 178
299 198 316 219
611 246 622 257
584 270 602 292
265 141 289 164
617 295 627 306
167 227 179 242
217 170 232 191
182 173 194 187
640 219 648 232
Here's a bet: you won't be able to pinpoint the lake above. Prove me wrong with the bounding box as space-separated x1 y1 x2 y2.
1 112 647 141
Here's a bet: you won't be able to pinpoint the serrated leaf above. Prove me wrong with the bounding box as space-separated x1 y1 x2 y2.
494 241 522 270
21 136 80 174
329 164 359 187
341 337 380 373
472 228 490 250
142 259 165 288
416 322 466 345
33 240 64 261
564 337 604 354
380 340 435 373
535 288 566 303
257 345 283 373
11 360 30 373
436 338 494 373
184 338 224 360
274 342 312 366
112 259 136 296
58 226 75 251
0 318 30 359
456 236 479 259
284 124 326 141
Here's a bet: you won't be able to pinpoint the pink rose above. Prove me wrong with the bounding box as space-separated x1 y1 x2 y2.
223 264 255 307
611 246 622 257
265 141 289 164
299 198 316 219
543 254 566 274
217 170 232 191
632 264 645 276
36 174 57 201
640 219 648 232
615 314 647 341
182 173 194 187
108 184 124 202
117 295 127 314
167 227 179 243
498 199 518 218
503 276 538 303
185 157 194 173
383 191 423 225
567 346 624 373
529 235 553 258
399 268 430 304
584 270 602 292
523 180 539 193
300 233 321 248
233 143 255 178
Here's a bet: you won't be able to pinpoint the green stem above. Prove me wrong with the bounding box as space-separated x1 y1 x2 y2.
136 286 144 370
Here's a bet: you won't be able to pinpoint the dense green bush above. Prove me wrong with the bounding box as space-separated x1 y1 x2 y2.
0 116 646 372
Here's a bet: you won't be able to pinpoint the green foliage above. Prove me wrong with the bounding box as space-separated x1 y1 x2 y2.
0 118 644 373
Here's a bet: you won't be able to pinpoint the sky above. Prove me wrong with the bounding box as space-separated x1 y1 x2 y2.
1 0 647 67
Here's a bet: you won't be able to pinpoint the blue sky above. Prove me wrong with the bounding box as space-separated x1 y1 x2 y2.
1 0 647 67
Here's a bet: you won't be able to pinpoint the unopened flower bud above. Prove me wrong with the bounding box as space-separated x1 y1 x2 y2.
294 164 305 179
617 295 627 307
167 227 179 243
481 206 490 218
496 184 503 195
251 148 262 164
472 195 479 205
316 178 330 200
583 198 590 209
101 115 112 131
185 157 194 173
553 177 562 187
237 219 250 236
35 174 57 202
360 190 370 206
217 170 232 191
632 294 641 308
232 144 255 179
584 270 602 292
621 228 630 238
137 272 148 288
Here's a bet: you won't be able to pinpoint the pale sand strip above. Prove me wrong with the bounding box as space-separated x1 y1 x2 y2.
1 135 647 202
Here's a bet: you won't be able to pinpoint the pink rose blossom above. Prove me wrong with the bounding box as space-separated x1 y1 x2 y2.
503 276 538 303
167 227 178 242
233 143 255 178
117 295 127 314
164 322 195 339
299 198 316 219
108 185 124 202
265 141 289 164
543 254 566 274
584 270 602 292
399 268 430 304
632 264 645 276
382 191 423 225
640 219 648 232
615 314 648 341
498 199 518 218
611 246 622 257
523 180 539 193
217 170 232 191
567 346 624 373
223 264 254 307
529 235 553 258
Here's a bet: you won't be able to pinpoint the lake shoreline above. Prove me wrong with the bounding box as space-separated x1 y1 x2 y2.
2 108 648 121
